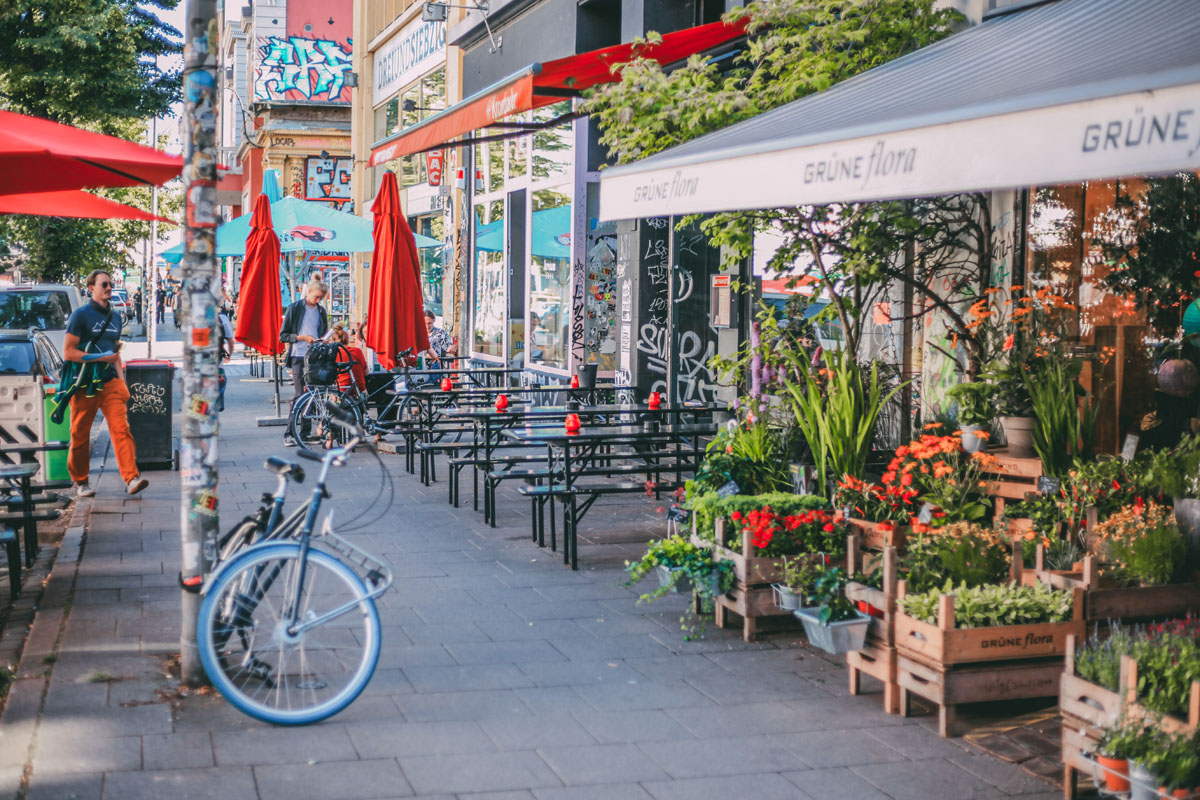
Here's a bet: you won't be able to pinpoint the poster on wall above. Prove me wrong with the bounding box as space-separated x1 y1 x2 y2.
254 0 353 104
305 157 353 212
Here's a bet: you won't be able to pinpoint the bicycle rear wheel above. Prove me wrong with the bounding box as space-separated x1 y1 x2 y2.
197 542 381 725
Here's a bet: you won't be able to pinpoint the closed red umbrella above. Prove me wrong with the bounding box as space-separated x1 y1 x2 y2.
365 171 429 370
0 189 173 222
235 195 284 355
0 109 182 195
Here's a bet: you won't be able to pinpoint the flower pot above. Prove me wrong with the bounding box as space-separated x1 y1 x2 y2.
655 565 720 598
856 600 885 619
793 607 870 654
1094 754 1130 793
1173 496 1200 567
772 583 802 610
960 424 988 454
1129 762 1157 800
999 416 1036 458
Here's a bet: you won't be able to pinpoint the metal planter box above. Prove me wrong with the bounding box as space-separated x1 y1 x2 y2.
794 607 871 654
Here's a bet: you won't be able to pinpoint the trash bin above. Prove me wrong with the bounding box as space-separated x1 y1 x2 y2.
42 387 70 482
124 359 177 471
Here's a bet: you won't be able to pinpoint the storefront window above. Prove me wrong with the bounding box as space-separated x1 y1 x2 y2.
473 200 505 358
533 102 572 182
373 68 447 189
527 185 572 370
507 122 529 179
411 214 445 317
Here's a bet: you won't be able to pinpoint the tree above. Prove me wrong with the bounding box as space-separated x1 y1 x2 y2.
0 1 182 281
584 1 1015 378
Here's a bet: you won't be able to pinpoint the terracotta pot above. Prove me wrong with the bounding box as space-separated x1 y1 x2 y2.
960 424 988 454
999 415 1036 458
1095 754 1130 793
1159 787 1197 799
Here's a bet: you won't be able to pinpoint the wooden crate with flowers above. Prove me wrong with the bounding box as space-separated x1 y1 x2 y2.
1060 619 1200 799
689 496 846 642
844 538 901 713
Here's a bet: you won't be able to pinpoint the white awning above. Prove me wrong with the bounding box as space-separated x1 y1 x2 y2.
598 0 1200 221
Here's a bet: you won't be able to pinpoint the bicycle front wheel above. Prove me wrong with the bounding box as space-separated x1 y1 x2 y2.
197 543 381 725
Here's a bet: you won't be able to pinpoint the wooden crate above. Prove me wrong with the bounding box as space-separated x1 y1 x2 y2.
894 587 1085 667
980 449 1043 517
845 537 901 713
1025 548 1200 622
897 652 1066 737
1060 636 1200 799
847 518 907 551
712 582 798 642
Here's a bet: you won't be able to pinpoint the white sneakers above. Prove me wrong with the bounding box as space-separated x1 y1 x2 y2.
127 477 149 495
74 482 95 498
74 477 149 497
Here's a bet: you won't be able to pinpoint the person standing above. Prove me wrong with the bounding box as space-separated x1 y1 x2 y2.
279 280 328 446
133 288 143 325
216 307 235 412
63 270 148 497
155 286 165 324
422 310 457 367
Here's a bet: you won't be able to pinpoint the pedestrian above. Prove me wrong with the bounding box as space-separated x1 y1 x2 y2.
172 291 182 330
422 310 457 367
216 306 234 412
279 280 328 446
331 324 366 396
155 287 165 324
63 269 148 497
133 288 142 325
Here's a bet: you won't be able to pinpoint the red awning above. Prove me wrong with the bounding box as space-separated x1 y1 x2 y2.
368 17 749 166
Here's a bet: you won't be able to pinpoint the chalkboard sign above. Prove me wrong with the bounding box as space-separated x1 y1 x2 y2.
1037 475 1062 495
717 480 740 497
667 505 690 523
125 361 176 470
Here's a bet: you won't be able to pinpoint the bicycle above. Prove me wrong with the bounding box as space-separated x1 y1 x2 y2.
198 401 394 725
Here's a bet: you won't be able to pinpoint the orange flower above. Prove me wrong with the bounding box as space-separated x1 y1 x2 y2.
1024 530 1036 541
1003 333 1015 350
973 430 990 440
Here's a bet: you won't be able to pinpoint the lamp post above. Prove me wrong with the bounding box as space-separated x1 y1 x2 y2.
179 0 221 687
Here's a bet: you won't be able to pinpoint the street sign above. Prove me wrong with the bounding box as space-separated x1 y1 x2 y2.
427 149 443 186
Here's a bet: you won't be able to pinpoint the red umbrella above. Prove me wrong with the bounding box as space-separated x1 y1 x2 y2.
365 171 429 370
0 109 182 196
0 189 174 222
235 194 284 355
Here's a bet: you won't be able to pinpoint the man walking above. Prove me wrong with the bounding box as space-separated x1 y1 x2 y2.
279 280 328 446
133 288 142 325
63 270 148 497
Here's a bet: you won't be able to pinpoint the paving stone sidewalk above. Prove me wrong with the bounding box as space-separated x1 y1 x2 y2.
0 373 1067 800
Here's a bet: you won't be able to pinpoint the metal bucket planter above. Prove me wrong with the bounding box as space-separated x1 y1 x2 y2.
656 565 720 598
1173 497 1200 566
772 583 803 610
1128 762 1158 800
960 425 988 454
999 416 1036 458
794 607 871 654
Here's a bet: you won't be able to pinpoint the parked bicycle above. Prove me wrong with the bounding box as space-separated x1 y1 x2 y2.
198 399 394 725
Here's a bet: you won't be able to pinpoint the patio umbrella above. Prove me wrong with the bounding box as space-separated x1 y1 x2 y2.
365 171 429 370
0 109 182 195
0 189 173 222
234 194 284 356
157 197 441 263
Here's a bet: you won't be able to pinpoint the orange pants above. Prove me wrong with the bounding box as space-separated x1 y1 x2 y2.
68 378 140 484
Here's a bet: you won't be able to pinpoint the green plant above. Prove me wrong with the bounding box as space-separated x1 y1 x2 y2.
1139 435 1200 499
1093 502 1187 586
898 580 1074 628
780 555 820 594
783 348 906 497
804 564 857 624
689 421 791 497
1073 618 1200 718
624 535 736 639
900 524 1011 593
1005 494 1066 537
945 381 994 426
1025 358 1097 479
1075 625 1135 691
1098 713 1163 762
983 361 1033 417
1149 729 1200 790
1042 537 1085 572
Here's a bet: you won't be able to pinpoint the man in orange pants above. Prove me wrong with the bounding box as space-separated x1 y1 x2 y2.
63 270 148 497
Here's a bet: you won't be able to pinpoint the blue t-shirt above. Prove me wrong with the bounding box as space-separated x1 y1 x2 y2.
66 300 122 382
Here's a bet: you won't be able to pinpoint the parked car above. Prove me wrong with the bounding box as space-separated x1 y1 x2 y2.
0 328 64 385
111 287 132 323
0 284 81 357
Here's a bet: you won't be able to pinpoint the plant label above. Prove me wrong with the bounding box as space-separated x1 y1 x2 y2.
1037 476 1062 495
717 480 740 498
667 505 690 522
1120 434 1139 462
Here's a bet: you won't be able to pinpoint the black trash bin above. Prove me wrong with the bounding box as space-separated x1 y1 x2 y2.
576 364 598 389
125 359 178 471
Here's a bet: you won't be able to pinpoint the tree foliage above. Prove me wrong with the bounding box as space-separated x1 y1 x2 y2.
584 0 1016 379
0 1 182 282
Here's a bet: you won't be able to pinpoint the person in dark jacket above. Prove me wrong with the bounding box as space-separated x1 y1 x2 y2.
279 280 329 445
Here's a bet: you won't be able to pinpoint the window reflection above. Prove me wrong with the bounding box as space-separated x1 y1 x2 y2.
533 102 572 182
527 186 572 370
473 200 506 358
412 214 444 317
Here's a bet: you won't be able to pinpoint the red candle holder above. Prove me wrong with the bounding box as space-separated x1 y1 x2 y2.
495 394 509 412
564 413 582 434
570 374 580 389
440 376 453 391
648 391 662 409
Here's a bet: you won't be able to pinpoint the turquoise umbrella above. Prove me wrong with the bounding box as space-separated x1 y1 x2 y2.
160 196 440 262
261 168 284 202
476 205 570 259
1184 299 1200 336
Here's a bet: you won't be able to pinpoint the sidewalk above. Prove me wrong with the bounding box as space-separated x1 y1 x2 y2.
0 373 1064 800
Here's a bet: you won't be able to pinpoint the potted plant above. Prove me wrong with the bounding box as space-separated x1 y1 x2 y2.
984 361 1036 457
1150 729 1200 799
793 564 870 654
625 534 732 600
1024 358 1099 479
1094 715 1137 792
1090 501 1189 587
772 554 818 611
945 380 994 453
1139 434 1200 566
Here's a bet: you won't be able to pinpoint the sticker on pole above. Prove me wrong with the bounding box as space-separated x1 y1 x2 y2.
192 327 211 347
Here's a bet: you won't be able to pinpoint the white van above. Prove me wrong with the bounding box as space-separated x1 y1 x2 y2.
0 284 83 356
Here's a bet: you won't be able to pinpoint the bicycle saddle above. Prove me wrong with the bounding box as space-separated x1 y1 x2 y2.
264 456 305 482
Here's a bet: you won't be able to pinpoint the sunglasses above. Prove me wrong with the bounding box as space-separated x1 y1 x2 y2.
96 281 112 289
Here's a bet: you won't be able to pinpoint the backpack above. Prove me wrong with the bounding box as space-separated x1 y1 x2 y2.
303 341 342 386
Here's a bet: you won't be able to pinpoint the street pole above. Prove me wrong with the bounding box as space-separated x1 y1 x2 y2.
147 180 159 355
179 0 221 687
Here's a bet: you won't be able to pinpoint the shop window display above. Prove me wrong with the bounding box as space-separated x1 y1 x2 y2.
473 200 506 358
527 186 572 370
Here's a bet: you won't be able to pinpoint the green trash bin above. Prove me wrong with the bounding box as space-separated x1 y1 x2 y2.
43 387 70 482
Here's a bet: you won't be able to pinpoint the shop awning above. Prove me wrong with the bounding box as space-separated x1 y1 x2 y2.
598 0 1200 221
368 17 750 166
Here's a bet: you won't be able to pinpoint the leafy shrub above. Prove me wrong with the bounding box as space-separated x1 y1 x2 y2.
688 422 791 497
689 491 826 542
899 580 1074 628
1074 618 1200 718
900 523 1011 593
1092 501 1187 586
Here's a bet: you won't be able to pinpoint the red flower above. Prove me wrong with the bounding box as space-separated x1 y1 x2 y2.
822 523 835 533
731 511 743 521
900 473 913 487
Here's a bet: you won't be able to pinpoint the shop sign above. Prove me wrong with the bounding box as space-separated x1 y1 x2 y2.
427 149 443 186
373 15 446 107
599 81 1200 221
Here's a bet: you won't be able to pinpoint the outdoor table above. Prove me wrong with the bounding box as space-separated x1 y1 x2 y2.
0 461 44 568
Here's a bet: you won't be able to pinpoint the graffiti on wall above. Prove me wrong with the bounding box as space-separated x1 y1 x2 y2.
255 36 353 103
306 157 352 212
